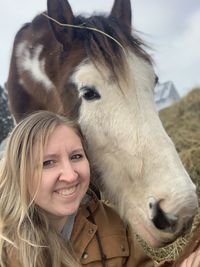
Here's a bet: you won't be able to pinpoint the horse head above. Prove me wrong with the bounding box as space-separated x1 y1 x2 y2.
7 0 198 247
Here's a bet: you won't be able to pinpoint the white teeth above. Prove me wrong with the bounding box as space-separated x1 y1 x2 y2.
56 186 77 196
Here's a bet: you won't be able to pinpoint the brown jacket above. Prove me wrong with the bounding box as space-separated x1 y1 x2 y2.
8 192 173 267
71 192 155 267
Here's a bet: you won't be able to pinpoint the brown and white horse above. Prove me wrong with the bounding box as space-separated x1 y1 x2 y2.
6 0 198 247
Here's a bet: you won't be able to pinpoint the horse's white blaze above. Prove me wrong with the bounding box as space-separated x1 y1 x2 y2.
16 41 54 91
72 51 198 246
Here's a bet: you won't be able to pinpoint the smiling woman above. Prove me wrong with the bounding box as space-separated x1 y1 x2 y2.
0 111 85 267
0 110 160 267
29 124 90 232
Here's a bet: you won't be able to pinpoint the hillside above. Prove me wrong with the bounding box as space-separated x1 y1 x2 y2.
160 88 200 201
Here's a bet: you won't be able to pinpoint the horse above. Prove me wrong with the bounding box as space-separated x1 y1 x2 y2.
6 0 198 248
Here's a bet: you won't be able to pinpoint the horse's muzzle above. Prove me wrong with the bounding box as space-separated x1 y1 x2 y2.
148 197 195 234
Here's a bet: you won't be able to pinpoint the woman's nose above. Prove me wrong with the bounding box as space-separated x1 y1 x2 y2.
59 161 78 182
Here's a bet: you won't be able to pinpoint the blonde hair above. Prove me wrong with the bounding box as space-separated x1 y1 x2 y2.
0 111 83 267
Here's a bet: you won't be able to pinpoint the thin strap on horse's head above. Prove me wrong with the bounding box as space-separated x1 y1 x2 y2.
43 12 127 57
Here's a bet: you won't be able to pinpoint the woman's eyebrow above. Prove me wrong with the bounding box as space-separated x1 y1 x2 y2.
43 153 58 159
43 148 84 158
71 148 85 154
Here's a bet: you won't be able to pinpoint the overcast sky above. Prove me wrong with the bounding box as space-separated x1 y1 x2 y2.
0 0 200 96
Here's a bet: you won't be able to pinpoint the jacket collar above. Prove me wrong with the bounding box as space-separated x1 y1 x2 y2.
79 189 99 218
70 190 99 260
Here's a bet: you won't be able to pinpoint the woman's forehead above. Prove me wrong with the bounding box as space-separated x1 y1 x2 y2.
33 125 82 156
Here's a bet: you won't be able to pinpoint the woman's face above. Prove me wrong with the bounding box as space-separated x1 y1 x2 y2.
30 124 90 227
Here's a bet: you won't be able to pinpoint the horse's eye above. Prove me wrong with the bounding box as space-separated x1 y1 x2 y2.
80 86 101 101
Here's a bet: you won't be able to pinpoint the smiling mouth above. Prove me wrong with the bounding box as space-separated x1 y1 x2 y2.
55 185 78 196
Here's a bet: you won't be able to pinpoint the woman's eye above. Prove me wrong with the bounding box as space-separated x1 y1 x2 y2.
71 154 83 161
43 160 56 168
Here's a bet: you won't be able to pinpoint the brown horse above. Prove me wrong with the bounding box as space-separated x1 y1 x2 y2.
6 0 198 248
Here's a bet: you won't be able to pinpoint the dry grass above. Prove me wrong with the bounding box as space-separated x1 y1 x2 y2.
160 87 200 197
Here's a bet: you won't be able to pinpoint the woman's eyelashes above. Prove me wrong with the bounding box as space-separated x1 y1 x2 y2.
42 153 84 168
70 153 84 161
43 159 56 168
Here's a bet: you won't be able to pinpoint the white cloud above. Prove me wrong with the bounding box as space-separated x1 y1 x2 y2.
0 0 200 96
134 1 176 37
153 9 200 95
175 10 200 62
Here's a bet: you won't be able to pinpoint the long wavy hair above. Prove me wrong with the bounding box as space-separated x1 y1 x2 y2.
0 111 83 267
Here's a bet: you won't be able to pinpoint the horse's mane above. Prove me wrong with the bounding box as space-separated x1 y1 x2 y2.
71 14 152 77
13 10 152 82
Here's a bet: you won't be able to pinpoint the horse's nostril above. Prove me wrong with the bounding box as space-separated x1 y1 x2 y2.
148 199 178 232
152 205 177 232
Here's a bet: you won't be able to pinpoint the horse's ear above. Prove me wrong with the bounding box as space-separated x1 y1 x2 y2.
110 0 132 31
47 0 74 49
